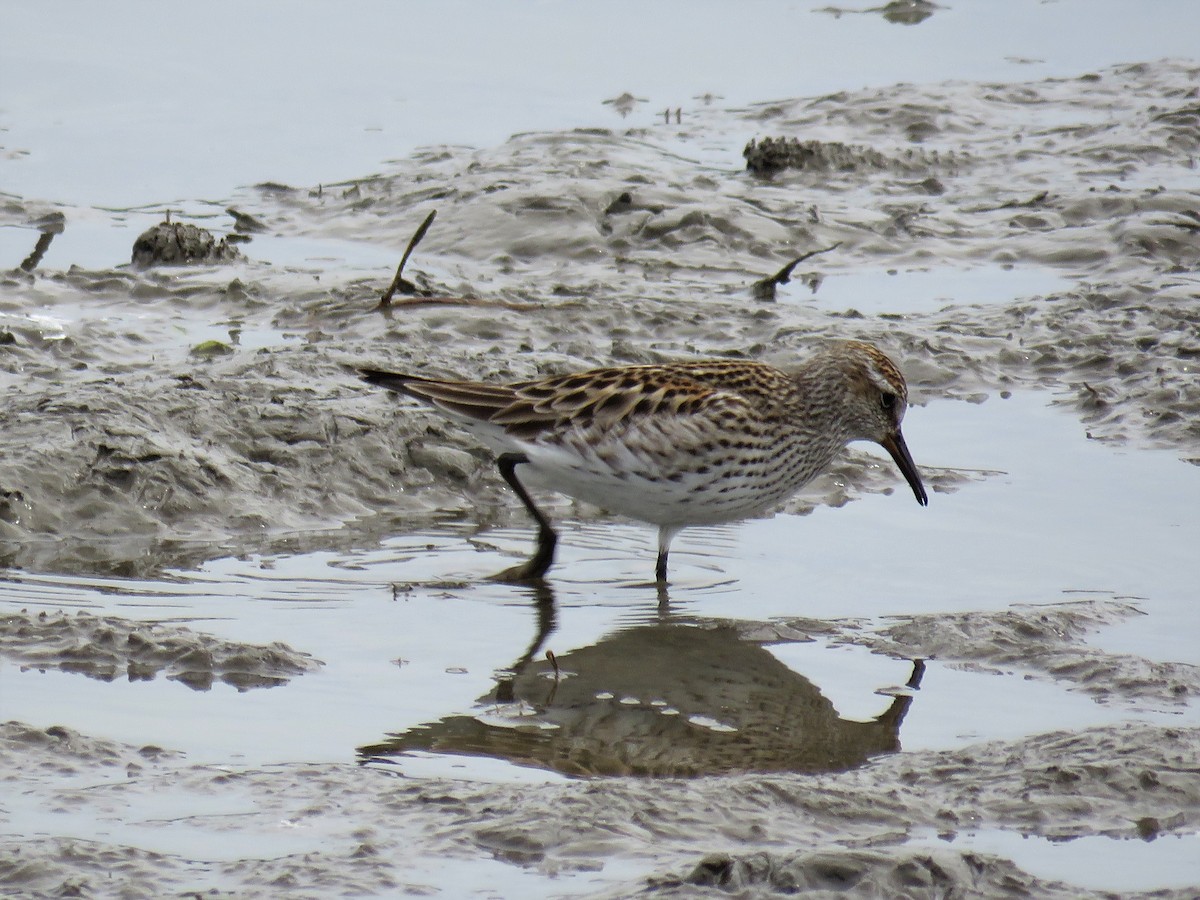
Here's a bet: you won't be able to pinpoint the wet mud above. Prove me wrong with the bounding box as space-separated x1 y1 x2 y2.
0 609 321 691
3 59 1200 897
850 597 1200 708
5 62 1200 575
3 716 1198 898
130 221 246 268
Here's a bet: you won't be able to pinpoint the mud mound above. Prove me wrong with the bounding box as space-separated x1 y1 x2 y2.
130 221 244 267
671 848 1087 899
0 721 179 778
742 135 961 177
0 609 322 690
831 598 1200 707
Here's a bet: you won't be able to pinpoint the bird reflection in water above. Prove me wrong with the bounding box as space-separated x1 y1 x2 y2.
358 583 924 778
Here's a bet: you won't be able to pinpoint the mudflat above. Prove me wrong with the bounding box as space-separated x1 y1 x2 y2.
2 45 1199 900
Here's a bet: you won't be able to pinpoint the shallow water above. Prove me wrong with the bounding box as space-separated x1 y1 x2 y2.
4 395 1196 773
5 0 1199 208
907 829 1200 894
784 265 1074 314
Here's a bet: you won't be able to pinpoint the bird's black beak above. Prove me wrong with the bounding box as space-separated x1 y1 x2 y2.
881 432 928 506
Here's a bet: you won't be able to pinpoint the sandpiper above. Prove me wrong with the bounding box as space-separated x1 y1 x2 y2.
361 340 927 583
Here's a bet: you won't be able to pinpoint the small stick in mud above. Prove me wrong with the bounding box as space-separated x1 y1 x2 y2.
226 207 267 233
16 213 65 273
379 209 437 307
752 242 843 301
968 191 1050 213
373 207 540 312
379 294 541 312
18 231 57 273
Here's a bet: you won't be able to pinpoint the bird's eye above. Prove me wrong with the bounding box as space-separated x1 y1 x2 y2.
880 392 898 414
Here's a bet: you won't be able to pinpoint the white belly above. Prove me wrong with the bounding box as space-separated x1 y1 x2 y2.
514 433 817 528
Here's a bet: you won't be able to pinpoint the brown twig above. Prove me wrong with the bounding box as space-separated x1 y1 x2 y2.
19 232 56 273
967 191 1050 214
377 295 540 312
752 242 843 300
379 209 437 306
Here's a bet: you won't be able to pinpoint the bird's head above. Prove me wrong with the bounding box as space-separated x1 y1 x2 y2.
838 341 929 507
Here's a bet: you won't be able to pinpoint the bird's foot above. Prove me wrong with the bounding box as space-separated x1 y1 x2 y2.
489 527 556 584
489 559 551 584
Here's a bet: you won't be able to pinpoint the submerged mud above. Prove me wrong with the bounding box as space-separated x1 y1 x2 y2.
3 59 1200 897
851 597 1200 708
0 609 321 690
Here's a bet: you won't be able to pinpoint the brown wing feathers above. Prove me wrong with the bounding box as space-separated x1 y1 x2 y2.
360 361 784 437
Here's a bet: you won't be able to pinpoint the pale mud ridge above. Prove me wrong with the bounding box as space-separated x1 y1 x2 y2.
0 608 321 690
2 719 1198 898
2 60 1200 897
0 721 179 777
805 597 1200 708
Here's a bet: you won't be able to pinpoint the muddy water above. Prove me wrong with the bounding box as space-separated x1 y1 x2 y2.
4 4 1200 897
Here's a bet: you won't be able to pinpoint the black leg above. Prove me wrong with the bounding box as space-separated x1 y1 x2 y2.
905 658 926 690
654 525 677 586
655 549 668 585
495 453 557 581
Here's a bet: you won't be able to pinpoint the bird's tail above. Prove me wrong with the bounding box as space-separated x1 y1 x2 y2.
358 367 429 397
358 367 517 422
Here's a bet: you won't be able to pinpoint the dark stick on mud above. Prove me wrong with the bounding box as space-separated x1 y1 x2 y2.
16 213 65 273
377 295 541 312
968 191 1050 213
18 232 56 273
752 242 843 300
379 209 437 307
